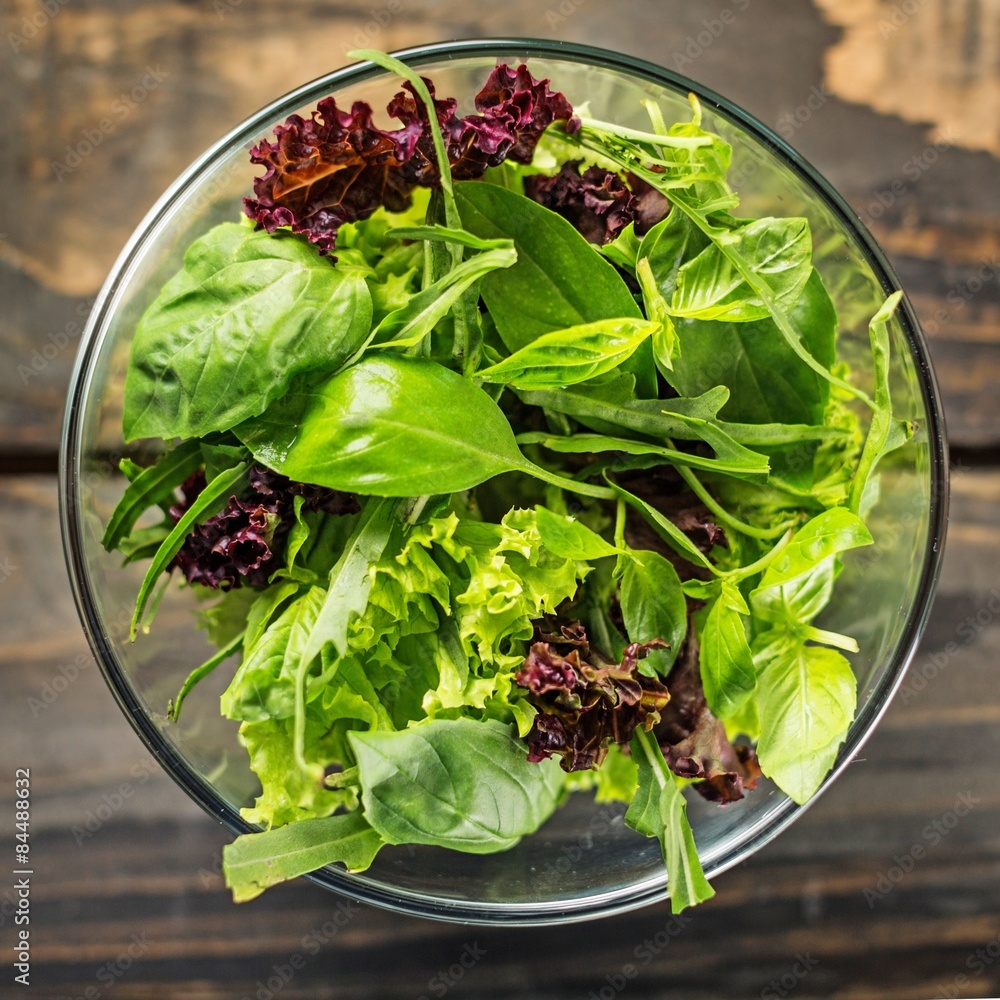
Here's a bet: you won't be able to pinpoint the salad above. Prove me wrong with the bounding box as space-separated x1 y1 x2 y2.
104 49 907 913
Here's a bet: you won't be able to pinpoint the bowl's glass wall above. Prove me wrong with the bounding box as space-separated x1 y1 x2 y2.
64 43 945 922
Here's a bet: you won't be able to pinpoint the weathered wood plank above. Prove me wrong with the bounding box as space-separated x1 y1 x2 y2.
2 469 998 998
0 0 997 452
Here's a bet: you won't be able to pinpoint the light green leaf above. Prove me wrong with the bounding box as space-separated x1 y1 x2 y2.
620 548 688 674
535 505 619 561
753 507 872 595
350 719 565 853
474 317 657 389
303 498 399 663
670 217 812 323
699 581 755 719
754 638 857 804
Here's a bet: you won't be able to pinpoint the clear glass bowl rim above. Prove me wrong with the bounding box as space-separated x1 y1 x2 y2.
59 37 950 925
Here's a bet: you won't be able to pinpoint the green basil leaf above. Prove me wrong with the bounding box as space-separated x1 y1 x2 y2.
666 268 837 424
223 811 383 902
535 505 619 561
455 181 643 351
754 637 857 804
349 719 565 853
750 556 835 627
670 217 812 323
236 356 527 496
620 548 688 674
130 462 248 640
626 727 715 914
123 225 373 441
752 507 872 595
102 440 202 551
474 317 657 389
699 581 755 718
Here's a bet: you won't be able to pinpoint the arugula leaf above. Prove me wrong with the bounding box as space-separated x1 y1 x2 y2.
223 811 383 902
753 636 857 804
474 317 658 389
123 225 373 441
130 462 249 640
350 719 565 852
608 479 719 575
699 580 755 719
168 629 244 723
102 440 202 552
303 498 400 663
627 727 715 914
619 548 687 675
520 429 769 483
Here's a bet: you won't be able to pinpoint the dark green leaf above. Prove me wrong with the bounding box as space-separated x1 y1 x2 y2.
223 811 383 902
123 224 373 441
522 429 769 483
454 181 643 351
666 268 837 424
102 440 202 551
130 462 249 640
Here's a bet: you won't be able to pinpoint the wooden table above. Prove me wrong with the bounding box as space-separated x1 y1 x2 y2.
2 1 998 997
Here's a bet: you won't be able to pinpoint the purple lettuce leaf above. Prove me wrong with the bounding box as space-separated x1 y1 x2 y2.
656 632 761 804
523 160 669 244
515 621 670 772
168 466 359 590
245 63 573 255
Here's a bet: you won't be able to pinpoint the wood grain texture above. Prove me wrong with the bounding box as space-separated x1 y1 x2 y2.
1 470 998 999
0 0 997 451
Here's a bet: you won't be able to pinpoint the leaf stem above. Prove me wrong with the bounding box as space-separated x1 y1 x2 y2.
168 630 245 723
669 450 796 541
520 460 617 500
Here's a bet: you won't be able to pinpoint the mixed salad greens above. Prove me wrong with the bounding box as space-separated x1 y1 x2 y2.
105 50 908 912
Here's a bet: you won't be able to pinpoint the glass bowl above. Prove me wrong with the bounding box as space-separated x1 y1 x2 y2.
59 38 948 925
